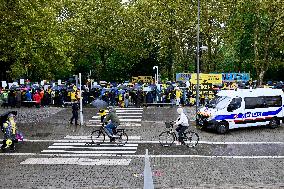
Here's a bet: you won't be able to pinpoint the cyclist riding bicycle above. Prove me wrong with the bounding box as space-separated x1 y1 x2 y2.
174 107 189 145
103 106 120 138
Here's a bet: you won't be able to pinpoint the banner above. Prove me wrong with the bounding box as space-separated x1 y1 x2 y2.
20 79 25 85
190 73 222 85
1 81 7 88
176 73 191 81
132 76 153 83
222 73 250 82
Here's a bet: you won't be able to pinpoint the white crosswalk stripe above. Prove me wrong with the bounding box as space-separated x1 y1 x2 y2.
21 135 140 165
87 107 143 127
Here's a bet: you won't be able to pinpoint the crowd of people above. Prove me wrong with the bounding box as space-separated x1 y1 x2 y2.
0 80 282 109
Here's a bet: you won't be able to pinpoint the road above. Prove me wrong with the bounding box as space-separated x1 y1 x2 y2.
0 107 284 188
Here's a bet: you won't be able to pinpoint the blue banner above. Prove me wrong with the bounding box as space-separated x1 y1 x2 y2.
222 73 250 82
176 73 191 81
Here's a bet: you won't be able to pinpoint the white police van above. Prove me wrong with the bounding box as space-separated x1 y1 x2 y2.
196 88 284 134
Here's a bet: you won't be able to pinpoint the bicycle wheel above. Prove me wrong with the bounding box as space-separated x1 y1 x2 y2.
183 131 199 148
91 130 105 144
115 132 128 146
159 131 175 147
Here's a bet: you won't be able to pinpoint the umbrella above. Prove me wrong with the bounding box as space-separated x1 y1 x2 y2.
93 85 102 89
133 84 142 90
118 84 127 90
91 99 108 109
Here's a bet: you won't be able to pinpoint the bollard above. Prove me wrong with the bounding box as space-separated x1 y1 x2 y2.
143 149 154 189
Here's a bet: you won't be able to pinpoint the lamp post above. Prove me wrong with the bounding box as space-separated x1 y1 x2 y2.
79 73 84 126
196 0 201 116
153 66 159 85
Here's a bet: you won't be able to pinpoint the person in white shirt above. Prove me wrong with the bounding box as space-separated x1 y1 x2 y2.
174 107 189 144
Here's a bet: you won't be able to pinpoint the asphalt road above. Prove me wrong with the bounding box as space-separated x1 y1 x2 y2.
0 107 283 189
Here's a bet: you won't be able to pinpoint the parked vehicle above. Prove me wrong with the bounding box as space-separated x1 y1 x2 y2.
196 88 284 134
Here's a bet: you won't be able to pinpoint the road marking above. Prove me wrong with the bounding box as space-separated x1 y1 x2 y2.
6 139 284 145
2 153 284 159
97 112 143 115
52 143 138 146
21 158 132 165
86 123 142 127
112 108 143 110
92 115 142 119
41 150 137 154
48 146 138 150
116 110 143 112
64 135 141 140
90 119 142 122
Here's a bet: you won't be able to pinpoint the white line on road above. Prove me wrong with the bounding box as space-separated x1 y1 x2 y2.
114 108 143 110
2 153 284 159
41 150 137 154
52 143 139 146
97 112 143 115
92 115 142 119
64 135 141 140
21 158 132 165
116 110 143 112
48 146 138 150
7 139 284 145
86 123 142 127
90 119 142 122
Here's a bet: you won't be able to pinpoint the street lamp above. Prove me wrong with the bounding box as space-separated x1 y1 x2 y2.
196 0 201 117
153 66 159 85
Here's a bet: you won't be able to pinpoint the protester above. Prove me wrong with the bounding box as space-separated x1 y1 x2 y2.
70 100 79 125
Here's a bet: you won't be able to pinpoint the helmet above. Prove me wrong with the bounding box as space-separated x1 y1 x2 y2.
177 107 183 114
8 113 15 118
8 113 15 120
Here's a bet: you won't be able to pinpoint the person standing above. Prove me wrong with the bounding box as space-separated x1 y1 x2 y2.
33 91 41 108
124 90 129 108
70 101 79 125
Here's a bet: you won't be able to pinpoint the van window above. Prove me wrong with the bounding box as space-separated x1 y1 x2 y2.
245 97 265 109
245 96 282 109
215 96 231 110
228 97 242 111
265 96 282 107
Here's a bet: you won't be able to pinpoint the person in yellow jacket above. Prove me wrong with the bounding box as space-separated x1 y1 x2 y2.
175 87 182 106
1 113 17 152
118 93 124 108
99 109 107 123
70 91 77 102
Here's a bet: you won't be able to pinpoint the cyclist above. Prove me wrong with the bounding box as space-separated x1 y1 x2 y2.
174 107 189 145
103 106 120 138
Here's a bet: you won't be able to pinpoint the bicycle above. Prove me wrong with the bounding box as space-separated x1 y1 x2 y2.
159 121 199 147
87 123 128 146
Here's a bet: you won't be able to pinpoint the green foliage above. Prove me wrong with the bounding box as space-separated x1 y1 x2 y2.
0 0 283 83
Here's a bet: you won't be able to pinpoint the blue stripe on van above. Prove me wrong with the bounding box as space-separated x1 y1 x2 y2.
214 107 282 121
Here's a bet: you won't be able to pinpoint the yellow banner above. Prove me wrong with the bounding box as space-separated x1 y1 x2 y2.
190 73 222 84
132 76 153 83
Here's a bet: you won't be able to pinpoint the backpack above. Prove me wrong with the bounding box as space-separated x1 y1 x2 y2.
125 93 129 99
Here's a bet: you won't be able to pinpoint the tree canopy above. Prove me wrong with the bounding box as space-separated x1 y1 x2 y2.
1 0 283 84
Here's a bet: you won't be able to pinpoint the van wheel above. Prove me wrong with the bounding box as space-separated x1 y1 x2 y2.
269 118 279 129
216 122 228 134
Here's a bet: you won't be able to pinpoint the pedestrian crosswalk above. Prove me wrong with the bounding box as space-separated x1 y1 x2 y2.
21 135 140 165
87 107 143 127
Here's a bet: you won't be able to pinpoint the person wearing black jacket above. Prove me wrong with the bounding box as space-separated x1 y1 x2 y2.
70 101 79 125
